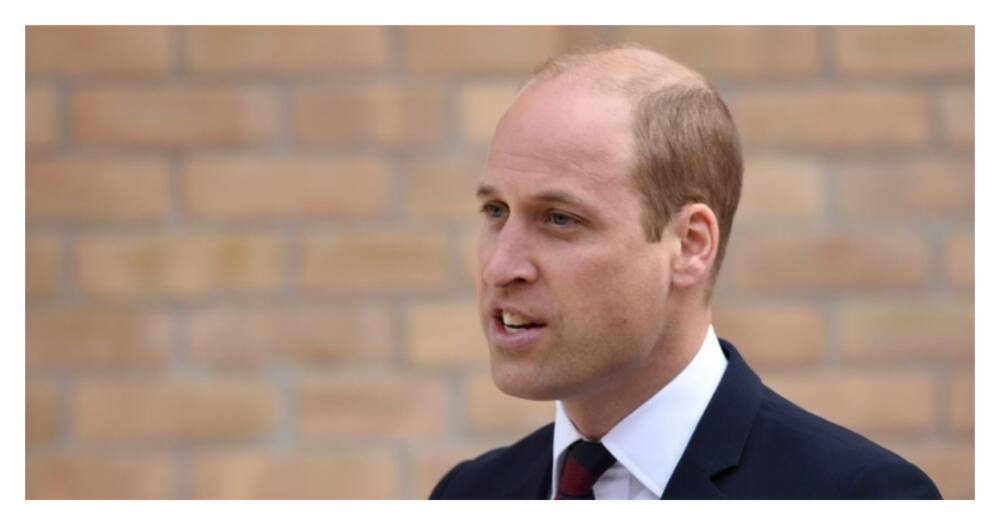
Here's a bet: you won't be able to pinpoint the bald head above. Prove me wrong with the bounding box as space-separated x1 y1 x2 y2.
526 43 709 100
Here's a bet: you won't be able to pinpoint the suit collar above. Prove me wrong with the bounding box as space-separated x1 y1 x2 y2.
661 339 763 499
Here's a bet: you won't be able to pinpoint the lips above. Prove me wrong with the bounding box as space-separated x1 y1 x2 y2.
487 304 548 352
491 305 546 328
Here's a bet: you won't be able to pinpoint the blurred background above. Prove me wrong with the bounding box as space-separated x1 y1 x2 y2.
25 26 973 499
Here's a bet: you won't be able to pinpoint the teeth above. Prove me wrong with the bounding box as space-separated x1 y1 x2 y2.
503 324 525 334
502 311 530 327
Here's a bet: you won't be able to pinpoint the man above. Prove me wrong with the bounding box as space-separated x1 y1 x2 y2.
430 44 941 499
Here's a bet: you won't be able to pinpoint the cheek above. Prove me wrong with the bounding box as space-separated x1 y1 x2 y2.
562 246 669 334
555 248 663 330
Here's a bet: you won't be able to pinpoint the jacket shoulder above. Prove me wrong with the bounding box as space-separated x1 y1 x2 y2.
725 385 941 499
429 423 553 499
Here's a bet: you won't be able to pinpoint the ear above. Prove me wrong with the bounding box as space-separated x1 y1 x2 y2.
668 203 719 289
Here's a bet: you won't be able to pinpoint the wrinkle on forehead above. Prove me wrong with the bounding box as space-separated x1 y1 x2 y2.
487 149 619 187
489 82 635 182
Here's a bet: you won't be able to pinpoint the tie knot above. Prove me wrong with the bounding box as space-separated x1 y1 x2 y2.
556 439 617 499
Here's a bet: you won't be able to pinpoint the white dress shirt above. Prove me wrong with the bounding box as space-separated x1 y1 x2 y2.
550 324 728 499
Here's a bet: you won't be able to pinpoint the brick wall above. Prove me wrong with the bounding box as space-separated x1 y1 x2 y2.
25 26 974 499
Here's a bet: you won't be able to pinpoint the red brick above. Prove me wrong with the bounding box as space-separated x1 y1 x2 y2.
465 373 553 436
184 26 387 74
713 304 824 367
183 156 389 220
300 229 448 292
404 157 482 221
622 26 819 78
764 370 935 434
723 232 929 290
192 450 398 499
26 84 57 150
889 440 974 499
941 86 974 147
458 82 520 145
945 232 974 287
26 235 60 298
74 379 278 443
739 155 823 221
76 233 283 298
189 305 393 367
27 158 170 222
948 369 974 433
833 26 973 76
407 301 489 368
26 383 58 445
27 453 174 499
294 84 447 146
27 308 170 370
298 373 447 440
402 26 565 73
840 300 973 362
71 85 278 147
728 88 930 149
833 158 973 220
26 26 171 77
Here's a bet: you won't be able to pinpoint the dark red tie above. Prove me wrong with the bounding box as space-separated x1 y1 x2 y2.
555 439 618 499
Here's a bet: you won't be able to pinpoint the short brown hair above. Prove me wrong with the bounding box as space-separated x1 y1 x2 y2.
530 44 743 294
632 82 743 288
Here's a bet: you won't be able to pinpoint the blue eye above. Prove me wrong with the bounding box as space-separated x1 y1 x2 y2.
547 212 579 227
480 203 507 220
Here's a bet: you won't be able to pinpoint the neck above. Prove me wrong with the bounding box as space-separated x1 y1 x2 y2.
561 306 712 440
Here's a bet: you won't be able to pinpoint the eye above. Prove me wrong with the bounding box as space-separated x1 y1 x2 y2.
480 202 508 220
546 211 580 227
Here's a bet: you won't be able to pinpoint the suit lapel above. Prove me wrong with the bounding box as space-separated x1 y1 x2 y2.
661 339 763 500
526 450 554 499
663 459 727 499
498 430 554 499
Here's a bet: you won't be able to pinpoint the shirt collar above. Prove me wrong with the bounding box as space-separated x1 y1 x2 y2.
551 324 728 498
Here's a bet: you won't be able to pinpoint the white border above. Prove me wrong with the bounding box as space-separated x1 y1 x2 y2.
8 1 993 524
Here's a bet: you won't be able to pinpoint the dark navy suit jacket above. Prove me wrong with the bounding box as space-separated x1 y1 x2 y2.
430 339 941 499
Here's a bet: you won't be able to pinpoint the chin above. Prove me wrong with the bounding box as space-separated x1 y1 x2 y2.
489 361 564 401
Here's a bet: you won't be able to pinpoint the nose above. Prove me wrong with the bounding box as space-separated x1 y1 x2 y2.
478 221 539 289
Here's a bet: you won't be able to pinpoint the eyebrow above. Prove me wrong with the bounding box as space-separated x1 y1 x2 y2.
475 184 598 214
475 184 498 199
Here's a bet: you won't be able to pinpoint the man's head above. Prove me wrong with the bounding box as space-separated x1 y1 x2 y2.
530 45 743 289
475 44 742 402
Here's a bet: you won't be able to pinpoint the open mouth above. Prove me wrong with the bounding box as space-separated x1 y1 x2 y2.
496 310 546 333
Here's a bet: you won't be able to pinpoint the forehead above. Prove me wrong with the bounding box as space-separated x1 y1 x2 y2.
483 79 636 196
